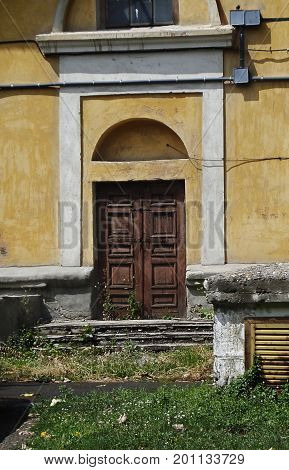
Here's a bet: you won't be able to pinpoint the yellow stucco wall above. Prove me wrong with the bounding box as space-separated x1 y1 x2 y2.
0 44 59 267
0 90 59 267
81 94 203 267
0 0 57 40
0 44 58 84
1 1 289 266
67 0 97 32
179 0 210 25
221 0 289 262
225 84 289 263
0 2 60 266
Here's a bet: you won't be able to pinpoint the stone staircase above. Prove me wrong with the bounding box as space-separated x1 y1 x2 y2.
36 319 213 350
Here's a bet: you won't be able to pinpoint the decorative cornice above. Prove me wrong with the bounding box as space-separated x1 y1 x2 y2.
36 25 233 55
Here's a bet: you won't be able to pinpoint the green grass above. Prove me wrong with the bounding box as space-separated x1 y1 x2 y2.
29 383 289 450
0 344 212 383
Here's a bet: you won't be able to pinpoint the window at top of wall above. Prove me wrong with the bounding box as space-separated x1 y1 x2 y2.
106 0 174 29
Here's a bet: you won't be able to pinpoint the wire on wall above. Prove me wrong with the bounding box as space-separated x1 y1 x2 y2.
248 47 289 53
166 145 289 173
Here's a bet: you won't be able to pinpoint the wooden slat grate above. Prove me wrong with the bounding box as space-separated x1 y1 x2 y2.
245 318 289 386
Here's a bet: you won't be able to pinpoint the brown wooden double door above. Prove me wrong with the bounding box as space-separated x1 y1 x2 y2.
94 180 186 319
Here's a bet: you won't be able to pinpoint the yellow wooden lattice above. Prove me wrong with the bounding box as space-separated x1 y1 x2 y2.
245 318 289 386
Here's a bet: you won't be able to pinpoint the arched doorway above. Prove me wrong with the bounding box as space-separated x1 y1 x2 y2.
93 119 188 319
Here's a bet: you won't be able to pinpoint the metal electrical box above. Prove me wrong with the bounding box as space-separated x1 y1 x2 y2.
230 9 261 27
230 9 245 26
245 10 261 26
233 67 250 85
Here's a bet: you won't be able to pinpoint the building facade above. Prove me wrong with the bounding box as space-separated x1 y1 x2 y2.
0 1 289 321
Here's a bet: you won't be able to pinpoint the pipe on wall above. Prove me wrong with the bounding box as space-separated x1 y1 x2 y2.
252 76 289 82
1 76 289 91
52 0 71 33
0 77 232 91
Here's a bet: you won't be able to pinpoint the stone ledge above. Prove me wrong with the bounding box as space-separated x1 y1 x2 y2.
205 263 289 305
0 266 93 288
36 25 233 54
186 263 262 284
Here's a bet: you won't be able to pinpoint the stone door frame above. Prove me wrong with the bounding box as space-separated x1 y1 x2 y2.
59 49 225 267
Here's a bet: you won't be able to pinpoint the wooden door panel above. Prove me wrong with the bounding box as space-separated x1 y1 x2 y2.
152 264 177 288
108 241 133 257
152 293 178 308
108 211 132 237
95 181 186 319
151 241 176 255
109 262 134 288
94 183 142 317
151 211 176 237
143 181 186 318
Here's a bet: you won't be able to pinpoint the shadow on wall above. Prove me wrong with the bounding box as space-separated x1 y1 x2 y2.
226 81 289 103
0 296 51 341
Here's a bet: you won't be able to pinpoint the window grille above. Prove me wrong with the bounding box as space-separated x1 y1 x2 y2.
106 0 174 28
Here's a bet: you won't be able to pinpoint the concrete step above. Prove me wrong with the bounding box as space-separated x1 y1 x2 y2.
35 319 213 350
42 332 213 343
37 320 213 333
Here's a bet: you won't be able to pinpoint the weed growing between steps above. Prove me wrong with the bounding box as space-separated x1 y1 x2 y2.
28 377 289 450
189 305 214 319
0 332 212 383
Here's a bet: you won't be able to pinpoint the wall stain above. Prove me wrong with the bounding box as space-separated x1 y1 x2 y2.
0 247 7 256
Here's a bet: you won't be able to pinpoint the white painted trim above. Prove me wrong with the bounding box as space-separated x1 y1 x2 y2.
59 50 225 266
206 0 221 26
202 85 225 265
59 91 82 266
